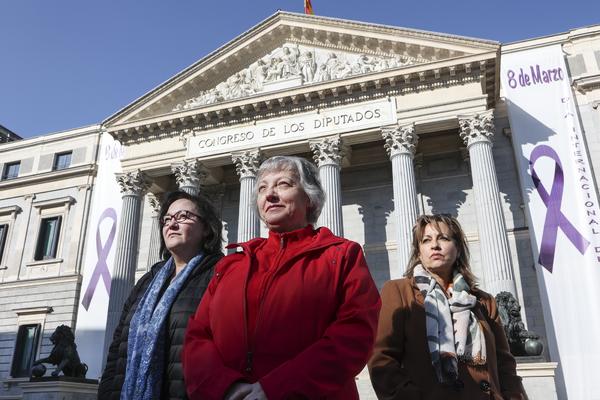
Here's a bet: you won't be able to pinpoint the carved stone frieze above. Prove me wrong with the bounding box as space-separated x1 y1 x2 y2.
173 44 413 111
232 150 262 179
309 136 349 167
171 159 208 189
116 170 151 197
459 110 495 147
381 123 418 158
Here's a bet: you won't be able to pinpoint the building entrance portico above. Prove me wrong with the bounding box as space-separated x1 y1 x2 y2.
101 11 537 371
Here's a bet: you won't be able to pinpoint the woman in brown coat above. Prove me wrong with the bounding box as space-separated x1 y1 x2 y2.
369 214 527 400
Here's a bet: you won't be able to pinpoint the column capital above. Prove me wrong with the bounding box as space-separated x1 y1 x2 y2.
171 159 208 189
232 149 261 179
459 110 495 148
381 123 418 158
147 193 162 217
309 135 349 167
116 170 151 197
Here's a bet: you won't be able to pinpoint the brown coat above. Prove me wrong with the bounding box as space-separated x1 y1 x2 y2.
368 278 527 400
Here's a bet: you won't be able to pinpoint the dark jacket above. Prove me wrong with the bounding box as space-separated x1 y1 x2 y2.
98 252 222 400
183 226 381 400
368 278 527 400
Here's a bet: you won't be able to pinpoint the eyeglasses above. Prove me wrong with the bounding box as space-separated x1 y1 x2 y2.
161 210 201 226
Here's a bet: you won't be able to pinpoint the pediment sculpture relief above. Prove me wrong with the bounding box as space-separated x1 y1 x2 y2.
173 44 413 111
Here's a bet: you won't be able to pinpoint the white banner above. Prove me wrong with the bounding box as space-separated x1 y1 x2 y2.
75 133 124 380
501 45 600 399
187 98 397 158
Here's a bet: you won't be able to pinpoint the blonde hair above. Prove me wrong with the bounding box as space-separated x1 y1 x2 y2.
405 214 477 288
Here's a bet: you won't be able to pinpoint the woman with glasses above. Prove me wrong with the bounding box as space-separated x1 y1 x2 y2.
368 214 526 400
98 190 223 400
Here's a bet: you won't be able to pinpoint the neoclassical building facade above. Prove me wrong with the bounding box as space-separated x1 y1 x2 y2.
104 11 534 331
1 11 599 400
102 12 545 397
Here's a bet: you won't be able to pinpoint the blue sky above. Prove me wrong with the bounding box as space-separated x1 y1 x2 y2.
2 0 599 138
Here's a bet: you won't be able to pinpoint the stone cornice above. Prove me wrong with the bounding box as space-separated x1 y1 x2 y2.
278 12 499 48
0 125 101 152
13 306 54 315
573 73 600 94
108 51 497 143
0 273 81 290
0 164 97 190
104 12 499 129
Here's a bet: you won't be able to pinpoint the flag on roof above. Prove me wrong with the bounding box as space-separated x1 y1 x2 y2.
304 0 314 15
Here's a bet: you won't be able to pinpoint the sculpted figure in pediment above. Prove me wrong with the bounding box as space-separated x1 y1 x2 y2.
314 64 330 82
172 44 415 111
281 45 300 78
299 50 317 82
265 57 285 82
251 59 268 90
226 72 254 99
355 54 377 74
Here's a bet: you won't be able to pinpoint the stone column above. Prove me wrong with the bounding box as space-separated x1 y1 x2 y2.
459 111 517 297
146 193 162 269
103 170 150 362
309 136 348 237
382 124 419 278
172 159 207 196
232 150 261 242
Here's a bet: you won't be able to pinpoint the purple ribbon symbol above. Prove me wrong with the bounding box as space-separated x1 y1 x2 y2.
529 145 590 272
81 208 117 310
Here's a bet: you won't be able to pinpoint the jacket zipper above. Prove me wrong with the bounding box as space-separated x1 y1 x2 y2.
245 236 286 374
237 234 345 374
242 252 253 374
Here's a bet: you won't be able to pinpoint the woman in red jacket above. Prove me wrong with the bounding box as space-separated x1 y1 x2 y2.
183 155 381 400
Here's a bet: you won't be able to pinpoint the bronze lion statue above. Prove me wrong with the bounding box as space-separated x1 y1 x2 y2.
32 325 87 378
495 291 543 357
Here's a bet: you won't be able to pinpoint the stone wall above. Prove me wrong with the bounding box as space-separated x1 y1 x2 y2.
0 276 80 397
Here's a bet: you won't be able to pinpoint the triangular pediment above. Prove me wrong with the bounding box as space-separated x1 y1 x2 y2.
172 43 416 112
105 12 499 128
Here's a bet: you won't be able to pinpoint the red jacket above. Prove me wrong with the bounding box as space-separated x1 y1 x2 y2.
182 226 381 400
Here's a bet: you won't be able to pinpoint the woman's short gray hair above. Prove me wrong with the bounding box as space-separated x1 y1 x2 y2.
253 156 325 225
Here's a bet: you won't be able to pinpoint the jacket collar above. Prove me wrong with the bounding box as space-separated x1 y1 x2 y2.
266 224 315 245
227 225 344 254
409 276 426 305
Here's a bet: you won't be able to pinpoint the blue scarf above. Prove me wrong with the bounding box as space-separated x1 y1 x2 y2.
121 253 205 400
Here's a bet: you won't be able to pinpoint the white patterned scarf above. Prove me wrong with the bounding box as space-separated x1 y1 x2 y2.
413 264 486 385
